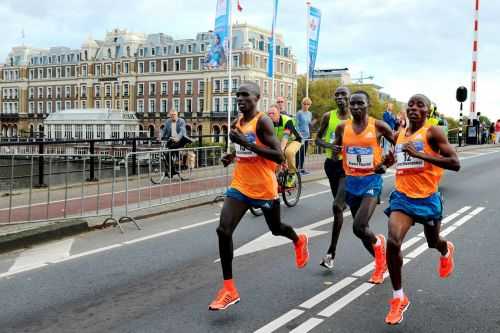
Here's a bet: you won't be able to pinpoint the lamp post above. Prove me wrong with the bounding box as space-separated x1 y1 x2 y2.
456 86 468 147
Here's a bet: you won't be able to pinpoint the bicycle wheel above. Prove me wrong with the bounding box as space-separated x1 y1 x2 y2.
282 170 302 207
150 153 167 185
249 207 264 216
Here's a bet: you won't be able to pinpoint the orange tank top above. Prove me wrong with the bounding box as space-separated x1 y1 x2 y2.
230 112 278 200
395 125 444 198
342 117 382 176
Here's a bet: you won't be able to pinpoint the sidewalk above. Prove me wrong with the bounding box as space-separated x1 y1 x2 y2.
0 143 497 254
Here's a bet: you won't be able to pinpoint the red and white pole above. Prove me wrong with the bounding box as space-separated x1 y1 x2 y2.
469 0 480 120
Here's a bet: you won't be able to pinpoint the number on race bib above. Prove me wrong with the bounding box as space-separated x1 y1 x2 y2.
396 142 424 172
234 133 258 159
346 147 374 170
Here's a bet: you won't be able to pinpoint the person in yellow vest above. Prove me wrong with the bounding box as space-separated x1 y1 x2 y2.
209 82 309 311
384 94 460 325
332 90 396 284
426 103 440 127
315 86 351 269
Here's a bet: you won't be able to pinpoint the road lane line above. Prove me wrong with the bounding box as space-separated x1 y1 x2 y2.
48 244 123 264
289 318 324 333
254 205 473 332
406 243 428 259
299 277 357 309
254 309 305 333
0 263 48 279
317 283 374 317
123 229 179 244
179 218 219 230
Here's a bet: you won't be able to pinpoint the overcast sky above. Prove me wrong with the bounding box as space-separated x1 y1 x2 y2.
1 0 498 120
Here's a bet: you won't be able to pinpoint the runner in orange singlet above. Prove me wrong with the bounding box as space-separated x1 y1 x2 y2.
209 82 309 311
384 94 460 325
332 91 395 284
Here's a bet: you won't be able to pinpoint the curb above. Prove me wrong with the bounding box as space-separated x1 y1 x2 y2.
0 219 89 254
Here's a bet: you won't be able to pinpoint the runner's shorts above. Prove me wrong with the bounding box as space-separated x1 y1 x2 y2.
225 187 274 209
345 174 383 207
384 190 443 226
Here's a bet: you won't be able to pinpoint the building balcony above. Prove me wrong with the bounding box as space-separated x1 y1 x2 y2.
211 111 238 119
0 113 20 120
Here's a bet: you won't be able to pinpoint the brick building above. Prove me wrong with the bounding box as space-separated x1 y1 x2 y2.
0 24 298 141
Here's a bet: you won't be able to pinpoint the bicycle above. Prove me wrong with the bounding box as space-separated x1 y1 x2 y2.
150 143 194 184
249 163 302 216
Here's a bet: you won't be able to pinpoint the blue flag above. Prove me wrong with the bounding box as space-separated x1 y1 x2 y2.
268 0 279 78
206 0 230 69
308 6 321 78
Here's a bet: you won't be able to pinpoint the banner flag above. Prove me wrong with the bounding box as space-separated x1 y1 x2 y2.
308 6 321 78
267 0 279 78
206 0 230 69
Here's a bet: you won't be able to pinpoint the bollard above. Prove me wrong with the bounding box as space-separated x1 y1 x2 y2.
87 140 97 181
132 138 137 176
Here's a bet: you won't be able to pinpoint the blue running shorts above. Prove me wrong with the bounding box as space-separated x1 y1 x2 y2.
384 190 443 226
345 174 383 208
225 188 274 209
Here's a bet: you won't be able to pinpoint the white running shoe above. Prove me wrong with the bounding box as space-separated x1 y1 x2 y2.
320 254 334 269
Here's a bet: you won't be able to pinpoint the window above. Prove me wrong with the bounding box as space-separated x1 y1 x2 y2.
123 62 129 74
65 101 71 110
94 85 101 98
263 98 269 112
138 62 144 73
96 125 105 139
66 67 71 78
232 97 237 113
56 67 61 78
123 83 129 97
173 98 180 112
56 87 62 98
29 88 34 99
280 62 285 73
149 99 156 113
56 101 62 112
161 99 168 113
137 100 144 113
173 81 180 96
105 100 112 109
162 60 168 72
287 84 292 98
232 78 238 92
174 59 180 71
95 64 101 77
149 61 156 73
280 83 285 97
29 69 34 80
161 82 168 95
255 55 261 68
123 100 129 111
29 102 34 114
175 46 180 54
198 98 205 113
38 101 44 113
187 44 193 53
214 79 221 93
82 100 87 109
105 63 111 76
111 125 120 139
54 125 62 139
115 100 121 109
149 82 156 96
116 63 121 74
114 82 120 96
47 87 52 98
264 81 269 95
201 44 206 52
213 97 221 112
233 55 240 68
139 48 144 57
64 125 72 139
199 80 205 94
137 83 144 96
65 86 71 98
47 101 53 113
185 81 193 95
81 85 87 98
185 98 192 113
287 101 292 114
81 65 87 78
223 97 229 112
105 84 111 97
75 125 83 139
223 79 229 92
288 63 292 74
86 125 94 139
186 58 193 71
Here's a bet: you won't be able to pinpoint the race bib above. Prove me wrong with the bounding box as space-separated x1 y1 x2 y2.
396 142 424 172
234 133 258 159
329 132 336 144
346 147 374 170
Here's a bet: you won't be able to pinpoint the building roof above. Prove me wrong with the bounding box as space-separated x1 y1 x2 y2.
45 109 139 124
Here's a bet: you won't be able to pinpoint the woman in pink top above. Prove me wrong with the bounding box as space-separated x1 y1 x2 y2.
495 120 500 144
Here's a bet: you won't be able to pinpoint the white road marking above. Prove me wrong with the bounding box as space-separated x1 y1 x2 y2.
179 218 219 230
317 283 374 317
289 318 324 333
49 244 123 264
123 229 179 245
253 205 477 332
254 309 305 333
8 238 74 273
299 277 357 309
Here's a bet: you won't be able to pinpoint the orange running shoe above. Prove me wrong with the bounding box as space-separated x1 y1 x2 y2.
369 234 387 284
208 287 240 311
385 295 410 325
439 241 455 279
294 234 309 269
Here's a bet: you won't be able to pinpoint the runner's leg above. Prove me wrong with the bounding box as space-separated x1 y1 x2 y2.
352 196 379 256
327 177 346 256
386 212 414 291
217 197 249 280
262 199 299 242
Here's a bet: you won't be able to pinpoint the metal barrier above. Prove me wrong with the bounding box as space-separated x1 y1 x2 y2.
0 153 125 228
116 146 230 223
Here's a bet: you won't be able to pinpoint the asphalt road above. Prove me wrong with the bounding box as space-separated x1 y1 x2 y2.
0 147 499 333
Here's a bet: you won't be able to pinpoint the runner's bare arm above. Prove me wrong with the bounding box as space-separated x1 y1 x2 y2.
403 126 460 171
221 118 241 167
376 120 396 145
315 112 332 149
229 114 283 164
332 122 345 155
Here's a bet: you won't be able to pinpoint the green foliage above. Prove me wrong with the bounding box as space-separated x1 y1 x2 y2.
446 117 459 130
296 76 402 124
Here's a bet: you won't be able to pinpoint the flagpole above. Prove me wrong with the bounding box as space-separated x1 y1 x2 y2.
306 1 310 98
271 0 277 103
227 0 233 153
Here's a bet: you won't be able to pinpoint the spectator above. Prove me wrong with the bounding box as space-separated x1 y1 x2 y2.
489 123 495 144
161 109 190 178
382 102 397 153
495 119 500 144
296 97 314 175
397 109 408 130
276 96 290 116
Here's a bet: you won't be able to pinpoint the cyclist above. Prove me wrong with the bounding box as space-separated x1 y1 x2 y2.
267 105 302 187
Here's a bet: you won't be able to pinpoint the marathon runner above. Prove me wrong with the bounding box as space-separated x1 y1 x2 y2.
384 94 460 325
332 91 395 284
209 82 309 311
315 86 351 269
267 104 302 186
